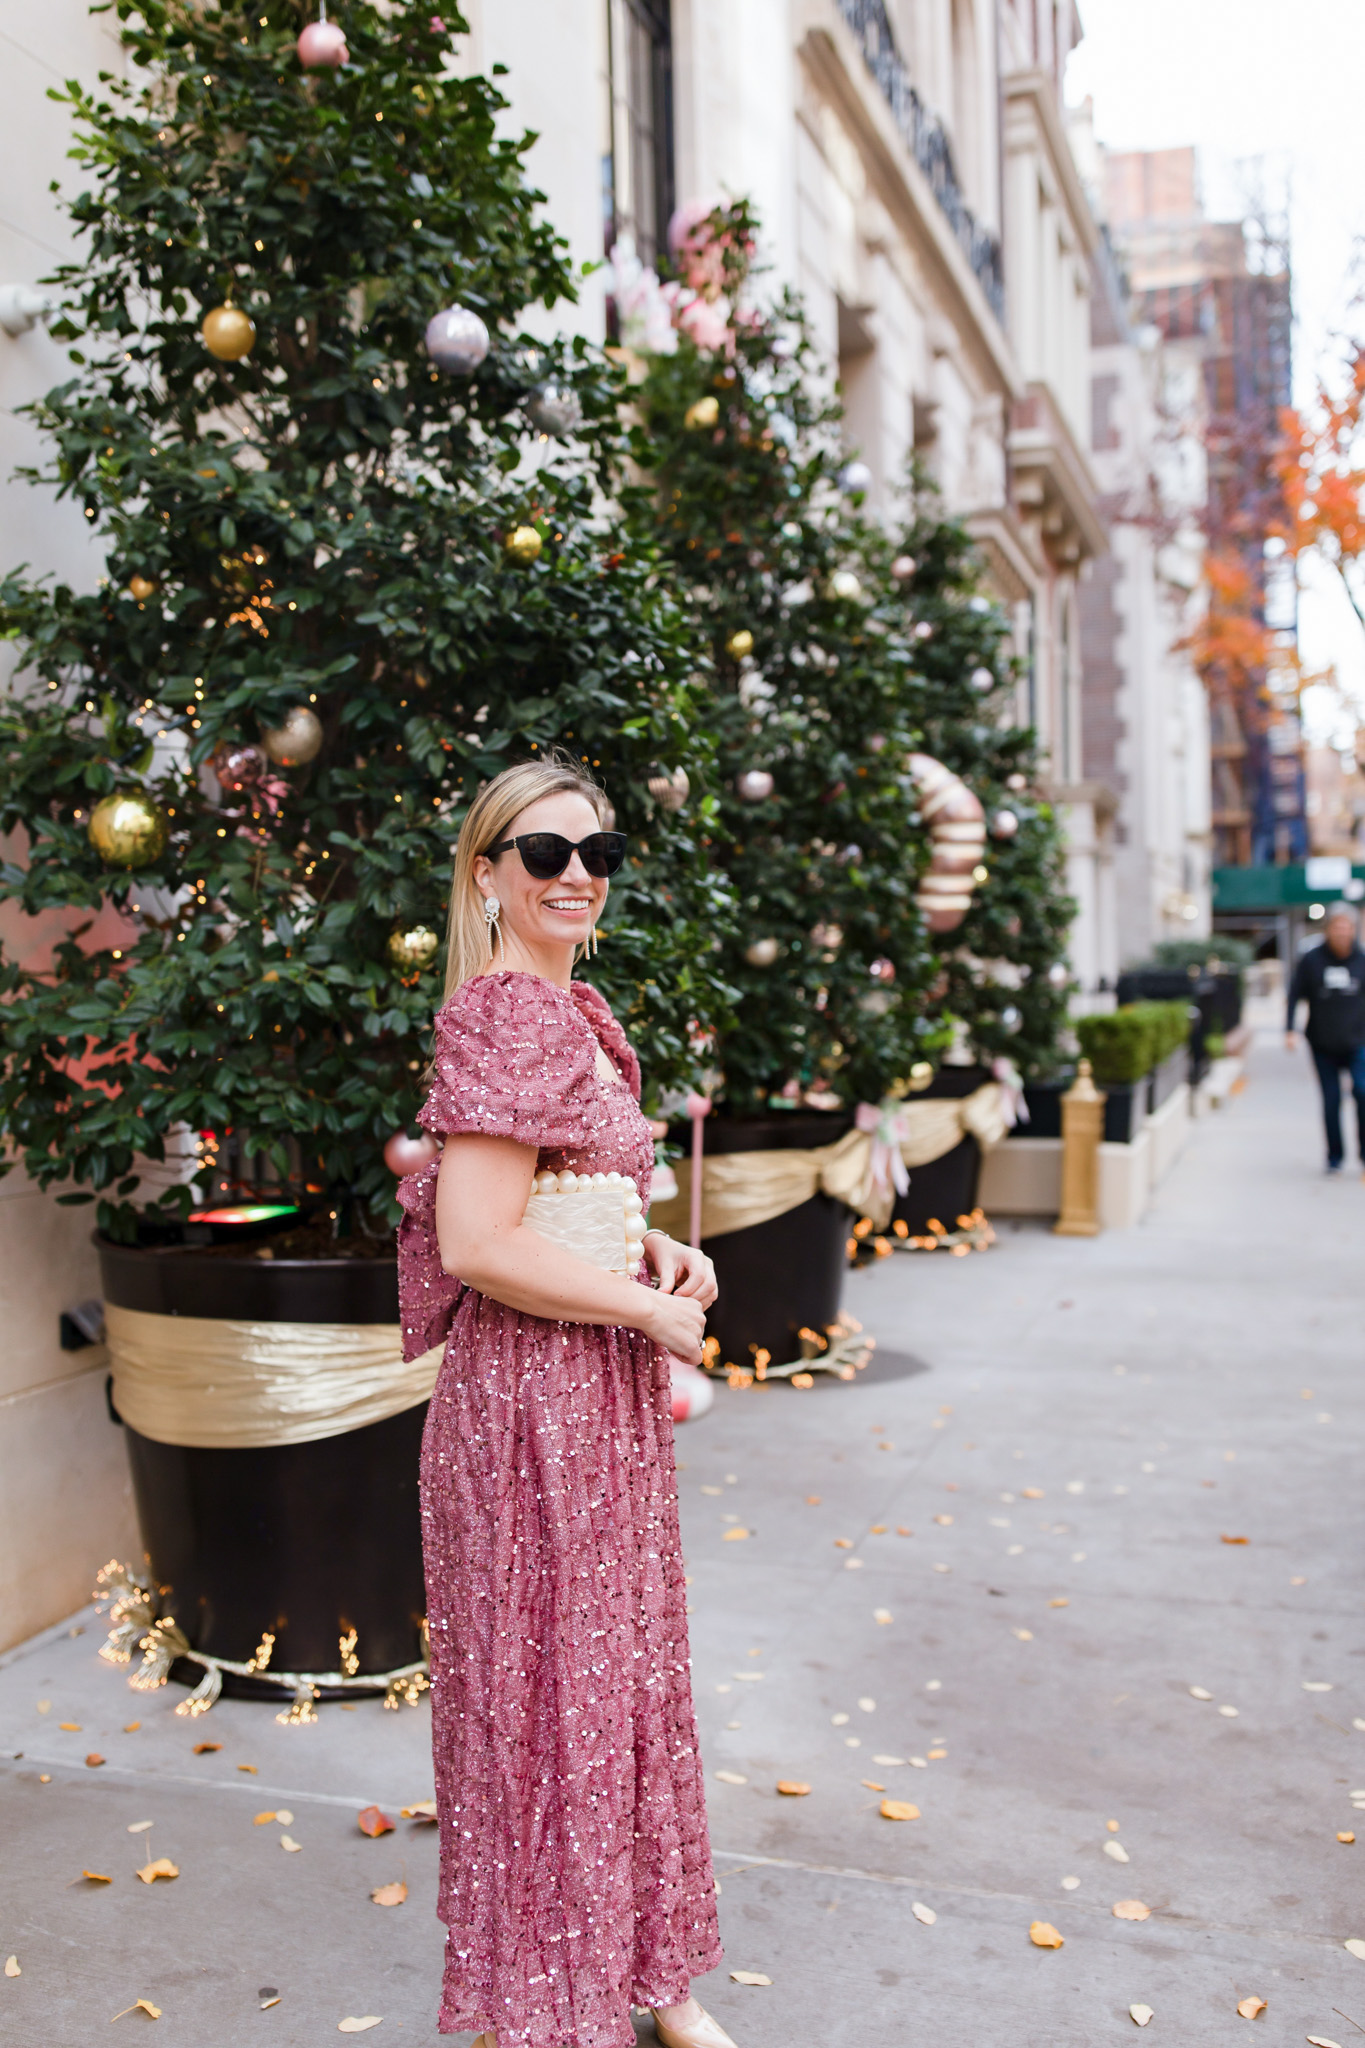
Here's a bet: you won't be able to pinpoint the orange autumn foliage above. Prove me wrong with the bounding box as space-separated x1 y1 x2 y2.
1177 550 1275 702
1274 345 1365 634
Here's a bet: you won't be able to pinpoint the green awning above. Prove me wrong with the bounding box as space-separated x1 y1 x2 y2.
1213 862 1365 911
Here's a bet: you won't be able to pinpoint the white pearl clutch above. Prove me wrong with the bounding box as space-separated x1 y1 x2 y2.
522 1168 648 1275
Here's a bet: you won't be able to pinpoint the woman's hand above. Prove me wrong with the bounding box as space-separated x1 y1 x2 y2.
643 1287 709 1365
644 1232 718 1308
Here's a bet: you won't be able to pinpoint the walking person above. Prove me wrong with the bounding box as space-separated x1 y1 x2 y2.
1285 904 1365 1174
395 754 734 2048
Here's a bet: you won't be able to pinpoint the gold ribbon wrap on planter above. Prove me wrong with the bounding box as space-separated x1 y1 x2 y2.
104 1303 444 1451
648 1082 1011 1240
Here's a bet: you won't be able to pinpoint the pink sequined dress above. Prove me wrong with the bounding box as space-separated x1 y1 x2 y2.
396 969 722 2047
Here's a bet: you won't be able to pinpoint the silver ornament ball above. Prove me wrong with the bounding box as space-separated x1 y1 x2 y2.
970 665 995 691
744 938 781 968
891 554 917 581
527 384 581 436
839 459 873 496
736 768 774 803
1047 962 1070 988
990 808 1020 839
425 304 491 375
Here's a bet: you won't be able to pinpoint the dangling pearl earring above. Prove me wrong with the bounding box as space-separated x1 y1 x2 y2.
484 893 504 959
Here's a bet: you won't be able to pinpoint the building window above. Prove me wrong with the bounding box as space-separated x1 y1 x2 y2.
603 0 674 265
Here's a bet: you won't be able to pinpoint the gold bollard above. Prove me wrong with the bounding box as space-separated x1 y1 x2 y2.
1054 1058 1106 1237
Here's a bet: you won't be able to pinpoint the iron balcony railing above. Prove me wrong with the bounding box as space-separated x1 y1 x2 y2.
835 0 1005 322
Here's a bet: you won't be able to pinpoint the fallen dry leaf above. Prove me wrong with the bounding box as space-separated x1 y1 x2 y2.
1029 1921 1064 1949
1104 1841 1130 1863
254 1812 278 1825
260 1992 281 2010
1236 1996 1267 2018
280 1836 301 1853
237 1764 258 1774
337 2021 383 2034
1012 1628 1034 1642
1112 1900 1151 1921
714 1771 747 1786
1219 1705 1240 1718
36 1700 49 1714
806 1495 821 1504
927 1748 947 1760
1022 1488 1045 1500
700 1485 723 1496
59 1722 81 1731
137 1859 179 1884
896 1524 912 1536
371 1881 407 1907
111 1999 162 2021
729 1971 771 1987
1345 1939 1365 1961
879 1800 920 1821
1307 2037 1344 2047
124 1722 141 1733
1049 1597 1070 1609
357 1806 394 1837
873 1754 906 1766
127 1821 154 1835
911 1902 936 1925
1221 1535 1249 1546
722 1527 750 1541
861 1780 886 1792
874 1608 893 1625
192 1741 222 1754
1061 1876 1081 1890
1107 1819 1121 1832
1189 1686 1213 1700
1303 1682 1334 1693
775 1781 810 1797
4 1957 19 1977
1129 2006 1154 2027
86 1753 106 1768
870 1524 887 1534
933 1514 954 1526
833 1538 853 1549
39 1775 50 1784
401 1801 437 1821
1338 1832 1355 1844
79 1870 112 1884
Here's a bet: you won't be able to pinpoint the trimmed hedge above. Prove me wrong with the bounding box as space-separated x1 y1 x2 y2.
1075 1001 1190 1086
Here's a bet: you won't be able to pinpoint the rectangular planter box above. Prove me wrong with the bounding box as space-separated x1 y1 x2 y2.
1013 1076 1142 1144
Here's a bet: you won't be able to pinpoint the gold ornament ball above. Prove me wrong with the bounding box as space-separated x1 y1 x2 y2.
725 628 754 660
127 574 157 602
744 937 781 967
261 705 323 767
505 525 543 566
201 304 257 362
387 924 440 972
88 791 169 868
828 569 862 602
684 395 720 430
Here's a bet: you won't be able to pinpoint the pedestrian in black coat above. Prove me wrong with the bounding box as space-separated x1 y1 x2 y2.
1285 905 1365 1172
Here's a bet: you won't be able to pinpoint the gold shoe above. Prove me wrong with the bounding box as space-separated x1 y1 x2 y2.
653 2008 739 2048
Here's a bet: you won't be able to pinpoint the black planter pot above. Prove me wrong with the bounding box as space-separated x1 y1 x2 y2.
666 1111 853 1369
98 1236 426 1694
891 1065 988 1235
1147 1044 1189 1116
1016 1076 1142 1144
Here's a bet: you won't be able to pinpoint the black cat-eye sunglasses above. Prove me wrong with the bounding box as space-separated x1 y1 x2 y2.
485 830 628 880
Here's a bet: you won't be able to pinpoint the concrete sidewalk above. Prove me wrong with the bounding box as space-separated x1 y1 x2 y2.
3 1028 1363 2047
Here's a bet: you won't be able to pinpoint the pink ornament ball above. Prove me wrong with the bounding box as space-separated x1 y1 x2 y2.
383 1129 441 1176
297 19 349 68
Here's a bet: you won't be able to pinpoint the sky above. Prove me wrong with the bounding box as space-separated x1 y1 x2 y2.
1065 0 1365 743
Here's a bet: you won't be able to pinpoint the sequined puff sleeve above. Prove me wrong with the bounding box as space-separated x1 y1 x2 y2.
418 970 598 1149
395 972 598 1362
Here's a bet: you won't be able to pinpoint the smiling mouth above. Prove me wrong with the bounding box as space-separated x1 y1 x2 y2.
545 897 592 913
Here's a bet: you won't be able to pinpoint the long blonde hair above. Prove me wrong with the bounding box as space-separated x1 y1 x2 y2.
441 753 611 999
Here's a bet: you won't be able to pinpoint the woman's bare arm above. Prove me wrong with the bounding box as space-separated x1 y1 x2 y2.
434 1135 706 1359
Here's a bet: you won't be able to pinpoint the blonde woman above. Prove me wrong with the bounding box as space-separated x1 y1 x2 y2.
396 755 733 2048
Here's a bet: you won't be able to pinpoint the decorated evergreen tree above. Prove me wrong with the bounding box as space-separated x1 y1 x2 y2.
0 0 728 1241
615 204 942 1115
877 485 1074 1083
